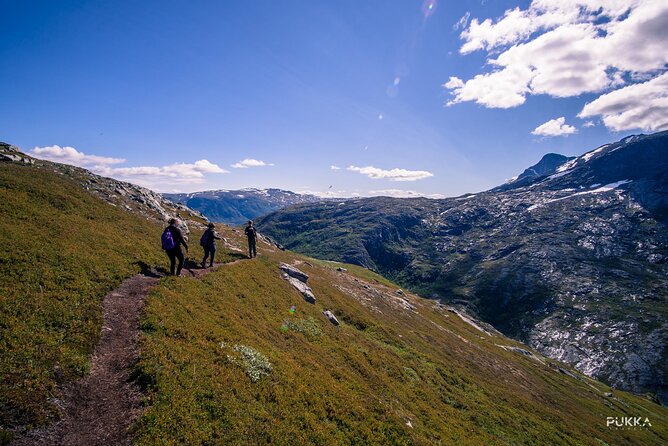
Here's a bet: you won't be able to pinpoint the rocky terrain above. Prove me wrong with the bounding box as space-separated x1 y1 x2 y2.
258 131 668 402
0 142 206 232
165 188 325 225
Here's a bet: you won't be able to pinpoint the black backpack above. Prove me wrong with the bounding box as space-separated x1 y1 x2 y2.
199 230 211 247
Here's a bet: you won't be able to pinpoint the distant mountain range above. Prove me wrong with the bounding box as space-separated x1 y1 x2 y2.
257 131 668 402
165 188 325 225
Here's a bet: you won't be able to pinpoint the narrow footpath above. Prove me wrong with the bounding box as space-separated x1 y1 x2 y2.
13 262 233 446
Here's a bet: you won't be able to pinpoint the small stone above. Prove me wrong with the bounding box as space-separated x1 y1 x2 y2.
323 310 339 326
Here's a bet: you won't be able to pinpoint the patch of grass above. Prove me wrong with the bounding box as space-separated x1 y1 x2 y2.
282 316 323 338
224 343 273 382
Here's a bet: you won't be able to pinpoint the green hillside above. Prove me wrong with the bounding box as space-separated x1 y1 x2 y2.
133 227 668 445
0 160 208 440
1 158 666 445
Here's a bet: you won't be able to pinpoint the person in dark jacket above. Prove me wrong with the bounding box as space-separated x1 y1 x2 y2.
200 222 222 268
244 220 257 259
164 218 189 275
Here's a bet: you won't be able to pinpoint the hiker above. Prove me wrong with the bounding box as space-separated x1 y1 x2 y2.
244 220 257 258
200 222 222 268
162 218 189 275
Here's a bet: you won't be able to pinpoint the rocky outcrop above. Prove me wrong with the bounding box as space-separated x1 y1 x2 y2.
0 143 34 165
281 271 316 304
0 142 207 230
279 263 309 283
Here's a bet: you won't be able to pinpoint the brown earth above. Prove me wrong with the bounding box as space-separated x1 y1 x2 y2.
12 261 235 446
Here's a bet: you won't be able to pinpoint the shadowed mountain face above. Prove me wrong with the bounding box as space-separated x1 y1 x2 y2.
507 153 576 186
258 131 668 402
165 189 325 225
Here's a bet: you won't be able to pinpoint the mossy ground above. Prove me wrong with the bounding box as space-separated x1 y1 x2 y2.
134 228 668 445
0 162 209 441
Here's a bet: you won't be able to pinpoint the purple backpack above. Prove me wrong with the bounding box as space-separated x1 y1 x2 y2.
161 228 176 250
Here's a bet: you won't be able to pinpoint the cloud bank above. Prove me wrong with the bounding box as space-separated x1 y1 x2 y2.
231 158 274 168
30 145 126 166
347 165 434 182
29 145 228 190
445 0 668 131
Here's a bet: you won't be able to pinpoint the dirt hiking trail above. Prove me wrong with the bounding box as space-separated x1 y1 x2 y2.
13 261 241 446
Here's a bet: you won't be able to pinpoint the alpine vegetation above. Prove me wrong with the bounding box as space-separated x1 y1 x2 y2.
225 344 273 383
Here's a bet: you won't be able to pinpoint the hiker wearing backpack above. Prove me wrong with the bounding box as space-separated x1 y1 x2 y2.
200 222 222 268
162 218 189 275
244 220 257 259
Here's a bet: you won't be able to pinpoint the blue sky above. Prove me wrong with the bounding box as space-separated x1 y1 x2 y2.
1 1 666 195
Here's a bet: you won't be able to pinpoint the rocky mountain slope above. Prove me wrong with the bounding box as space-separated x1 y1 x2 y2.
1 139 667 444
258 131 668 403
0 142 206 230
165 188 325 225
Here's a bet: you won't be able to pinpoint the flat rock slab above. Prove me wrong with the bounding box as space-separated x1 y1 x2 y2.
284 274 316 304
279 263 309 283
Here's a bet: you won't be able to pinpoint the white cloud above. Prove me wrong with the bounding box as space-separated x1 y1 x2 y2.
531 116 577 136
101 159 227 179
582 121 596 128
369 189 446 199
347 165 434 182
446 1 668 110
231 158 274 168
30 145 125 167
453 12 471 31
444 64 532 108
330 165 341 170
29 145 228 190
578 71 668 131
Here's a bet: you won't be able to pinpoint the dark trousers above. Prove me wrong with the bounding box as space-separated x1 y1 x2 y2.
166 247 185 275
248 238 257 258
202 245 216 267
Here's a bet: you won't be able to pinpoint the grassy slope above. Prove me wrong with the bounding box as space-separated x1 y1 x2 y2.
0 162 208 439
134 227 668 445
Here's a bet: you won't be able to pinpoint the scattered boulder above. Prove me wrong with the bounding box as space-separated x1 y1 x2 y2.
323 310 340 326
396 289 404 295
279 263 309 283
509 346 534 357
336 267 347 272
283 275 316 304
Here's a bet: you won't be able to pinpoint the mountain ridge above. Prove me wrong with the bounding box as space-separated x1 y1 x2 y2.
258 131 668 402
165 187 327 225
